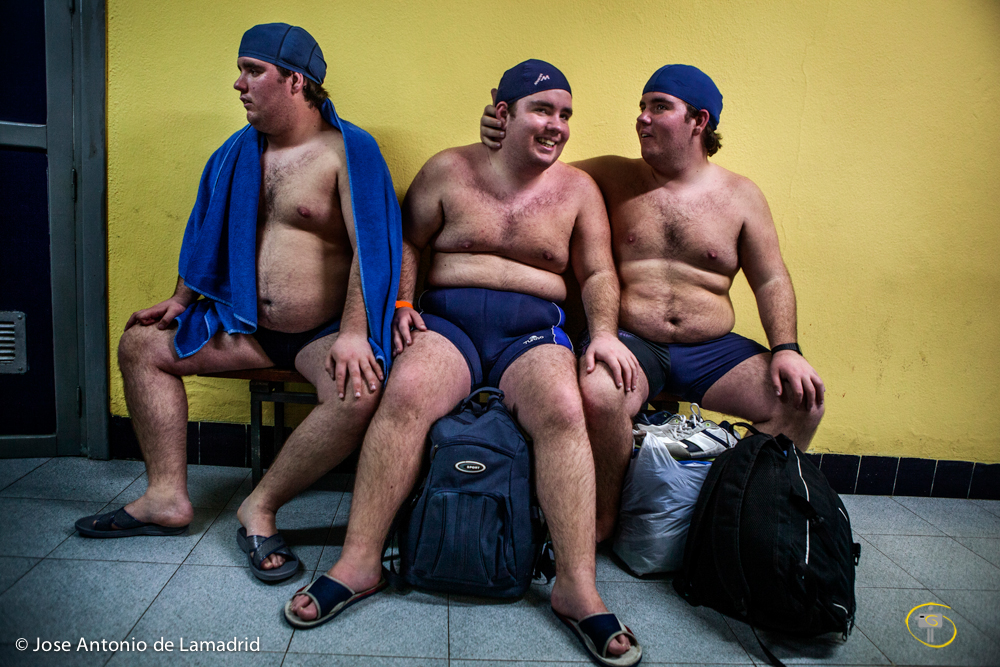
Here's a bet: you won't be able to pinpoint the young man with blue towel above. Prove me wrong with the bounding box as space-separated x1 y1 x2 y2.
481 65 826 543
283 59 643 666
76 24 402 583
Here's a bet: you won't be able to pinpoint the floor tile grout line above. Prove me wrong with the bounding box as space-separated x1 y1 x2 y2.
930 588 1000 652
0 457 53 493
851 622 894 666
106 559 185 667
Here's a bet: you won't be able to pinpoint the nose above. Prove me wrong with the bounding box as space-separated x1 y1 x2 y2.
234 73 247 92
637 109 651 125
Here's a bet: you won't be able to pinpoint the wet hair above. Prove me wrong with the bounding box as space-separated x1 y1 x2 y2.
685 103 722 156
275 65 329 109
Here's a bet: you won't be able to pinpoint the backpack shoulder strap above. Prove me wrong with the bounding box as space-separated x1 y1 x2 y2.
707 432 775 617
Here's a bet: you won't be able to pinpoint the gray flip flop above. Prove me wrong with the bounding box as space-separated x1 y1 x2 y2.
75 507 188 538
237 526 300 582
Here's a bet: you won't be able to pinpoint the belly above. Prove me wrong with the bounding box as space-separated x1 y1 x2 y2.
427 252 567 302
618 258 736 343
256 228 352 332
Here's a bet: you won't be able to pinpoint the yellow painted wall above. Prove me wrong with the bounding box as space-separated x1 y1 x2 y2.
107 0 1000 463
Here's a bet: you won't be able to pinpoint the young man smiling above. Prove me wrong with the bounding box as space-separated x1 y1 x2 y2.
285 59 642 667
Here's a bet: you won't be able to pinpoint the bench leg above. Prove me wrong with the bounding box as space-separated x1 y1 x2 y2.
274 398 286 456
250 385 264 488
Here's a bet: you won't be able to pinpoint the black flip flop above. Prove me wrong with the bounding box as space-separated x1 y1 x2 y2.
75 507 188 538
237 526 300 582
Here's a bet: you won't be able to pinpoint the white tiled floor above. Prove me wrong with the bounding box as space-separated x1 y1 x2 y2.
0 459 998 666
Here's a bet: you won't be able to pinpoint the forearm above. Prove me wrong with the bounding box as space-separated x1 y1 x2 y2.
754 275 798 347
171 276 200 307
395 241 421 304
580 269 621 337
339 257 370 337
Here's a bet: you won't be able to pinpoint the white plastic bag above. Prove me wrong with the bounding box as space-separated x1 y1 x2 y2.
613 431 712 575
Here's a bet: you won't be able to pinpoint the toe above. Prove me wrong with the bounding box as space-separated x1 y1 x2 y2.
262 554 286 570
291 595 317 621
607 634 630 656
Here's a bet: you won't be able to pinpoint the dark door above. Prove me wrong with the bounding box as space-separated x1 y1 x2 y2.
0 0 87 456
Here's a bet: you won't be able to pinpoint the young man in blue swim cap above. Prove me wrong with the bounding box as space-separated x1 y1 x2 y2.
482 64 825 542
286 59 642 666
77 24 401 583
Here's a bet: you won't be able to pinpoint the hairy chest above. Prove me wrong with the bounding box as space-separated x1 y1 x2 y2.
434 183 576 270
259 147 343 236
612 189 742 275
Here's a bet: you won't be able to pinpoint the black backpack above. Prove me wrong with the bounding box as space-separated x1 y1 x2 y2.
673 427 861 665
385 389 545 598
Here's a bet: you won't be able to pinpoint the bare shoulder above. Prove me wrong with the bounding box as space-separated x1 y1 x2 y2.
572 155 649 199
557 161 606 204
413 144 480 184
712 164 770 215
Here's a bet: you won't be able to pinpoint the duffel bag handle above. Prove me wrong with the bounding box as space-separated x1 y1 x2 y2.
455 387 505 414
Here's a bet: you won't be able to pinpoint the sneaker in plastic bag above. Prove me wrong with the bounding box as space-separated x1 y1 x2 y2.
634 403 740 459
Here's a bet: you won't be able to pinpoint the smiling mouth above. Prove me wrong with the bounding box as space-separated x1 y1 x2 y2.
536 137 558 148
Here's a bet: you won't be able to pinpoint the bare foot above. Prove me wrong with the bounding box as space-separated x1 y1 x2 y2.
236 497 286 570
288 557 382 622
550 575 632 657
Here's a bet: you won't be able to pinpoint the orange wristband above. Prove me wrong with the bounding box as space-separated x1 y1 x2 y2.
395 300 413 310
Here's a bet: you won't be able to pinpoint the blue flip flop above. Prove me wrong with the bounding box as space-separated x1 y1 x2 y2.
553 608 643 666
236 526 300 582
283 575 387 629
75 507 188 538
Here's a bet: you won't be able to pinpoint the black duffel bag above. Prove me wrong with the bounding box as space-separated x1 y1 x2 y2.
673 426 861 666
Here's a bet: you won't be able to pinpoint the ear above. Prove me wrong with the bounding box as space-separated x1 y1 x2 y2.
496 101 510 128
690 108 711 136
289 71 306 95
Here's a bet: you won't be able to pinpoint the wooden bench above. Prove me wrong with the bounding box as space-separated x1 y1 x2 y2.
200 369 317 487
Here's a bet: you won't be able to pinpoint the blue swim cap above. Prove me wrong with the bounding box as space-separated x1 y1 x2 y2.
239 23 327 84
643 64 722 129
496 59 572 107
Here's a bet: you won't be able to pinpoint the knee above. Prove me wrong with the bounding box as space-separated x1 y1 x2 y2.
579 368 626 422
539 383 586 432
118 326 155 371
316 383 381 423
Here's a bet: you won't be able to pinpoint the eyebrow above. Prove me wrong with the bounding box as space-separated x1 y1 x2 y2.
531 100 573 117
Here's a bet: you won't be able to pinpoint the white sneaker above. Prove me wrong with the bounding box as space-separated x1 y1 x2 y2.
635 404 740 460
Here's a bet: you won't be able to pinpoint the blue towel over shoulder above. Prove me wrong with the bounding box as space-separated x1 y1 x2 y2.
174 100 402 374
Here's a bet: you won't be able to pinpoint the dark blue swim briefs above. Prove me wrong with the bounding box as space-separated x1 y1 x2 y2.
253 318 341 369
579 329 768 403
418 287 573 389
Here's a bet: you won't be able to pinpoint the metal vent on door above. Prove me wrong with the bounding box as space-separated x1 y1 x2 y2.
0 311 27 374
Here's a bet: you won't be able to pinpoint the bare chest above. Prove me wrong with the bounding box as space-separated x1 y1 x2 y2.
434 184 576 270
259 147 343 238
613 189 742 275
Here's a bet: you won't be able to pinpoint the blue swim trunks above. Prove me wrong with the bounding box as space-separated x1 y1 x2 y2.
580 329 768 403
418 287 573 389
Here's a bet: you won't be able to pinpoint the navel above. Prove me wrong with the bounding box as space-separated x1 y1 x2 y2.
297 206 311 218
669 317 682 326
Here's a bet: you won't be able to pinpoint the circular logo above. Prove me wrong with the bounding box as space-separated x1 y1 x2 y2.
905 603 957 648
455 461 486 474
